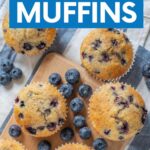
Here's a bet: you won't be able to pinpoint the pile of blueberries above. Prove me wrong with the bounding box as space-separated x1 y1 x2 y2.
0 58 23 86
50 68 107 150
8 68 107 150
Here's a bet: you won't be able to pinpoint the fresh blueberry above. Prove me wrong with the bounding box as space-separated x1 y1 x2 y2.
0 71 11 85
38 140 51 150
0 59 13 72
78 84 92 98
65 68 80 84
142 63 150 77
146 79 150 89
59 83 73 98
79 127 92 139
10 67 23 79
93 138 107 150
9 124 21 138
48 73 61 86
70 98 84 113
60 127 74 141
73 115 86 128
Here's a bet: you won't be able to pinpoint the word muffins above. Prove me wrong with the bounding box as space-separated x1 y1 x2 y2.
14 82 67 137
88 82 147 141
2 14 56 56
80 29 133 81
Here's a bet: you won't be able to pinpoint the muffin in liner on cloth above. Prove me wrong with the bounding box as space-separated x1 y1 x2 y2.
0 138 26 150
88 82 147 141
2 14 56 56
56 143 92 150
80 29 134 81
14 82 68 137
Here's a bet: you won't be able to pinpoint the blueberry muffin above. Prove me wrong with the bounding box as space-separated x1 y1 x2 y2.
14 82 67 137
2 14 56 56
80 29 133 81
0 139 26 150
88 82 147 141
56 143 92 150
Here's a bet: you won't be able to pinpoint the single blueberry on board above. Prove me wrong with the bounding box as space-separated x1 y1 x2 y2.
48 73 61 86
9 124 22 138
93 138 107 150
10 67 23 79
65 68 80 84
79 127 92 139
0 58 13 72
60 127 74 141
142 63 150 77
38 140 51 150
70 98 84 113
0 71 11 86
59 83 73 98
73 115 86 128
78 84 92 98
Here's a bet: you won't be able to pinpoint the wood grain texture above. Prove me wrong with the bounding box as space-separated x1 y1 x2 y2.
0 53 130 150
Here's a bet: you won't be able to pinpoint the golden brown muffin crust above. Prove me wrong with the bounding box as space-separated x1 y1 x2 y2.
14 82 67 137
56 143 92 150
0 139 26 150
80 29 133 80
88 82 147 141
2 14 56 56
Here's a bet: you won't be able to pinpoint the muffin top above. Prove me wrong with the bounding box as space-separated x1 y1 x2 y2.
14 82 67 137
0 139 26 150
88 82 147 141
2 14 56 56
56 143 92 150
80 29 133 80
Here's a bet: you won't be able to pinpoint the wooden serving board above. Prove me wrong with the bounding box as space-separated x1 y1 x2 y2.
0 53 130 150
